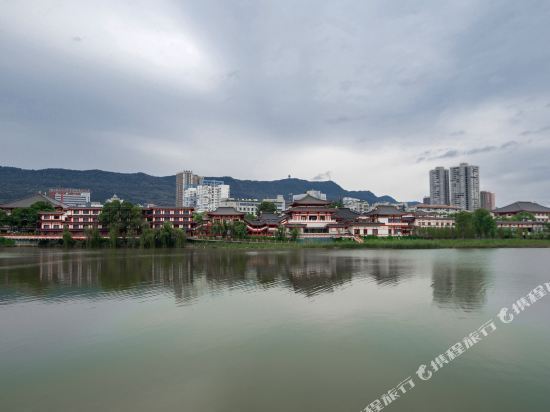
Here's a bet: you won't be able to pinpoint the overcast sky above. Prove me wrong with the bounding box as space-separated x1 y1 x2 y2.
1 1 549 205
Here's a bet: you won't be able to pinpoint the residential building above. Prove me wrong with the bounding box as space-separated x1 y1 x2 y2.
342 197 370 213
48 188 91 207
39 206 104 235
219 198 260 215
429 167 450 205
182 187 198 208
492 201 550 222
480 191 496 211
143 206 194 230
422 196 431 205
450 163 480 211
262 195 286 213
176 170 203 207
195 182 230 212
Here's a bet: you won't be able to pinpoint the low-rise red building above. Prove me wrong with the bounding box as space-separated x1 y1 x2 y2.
142 206 194 231
40 207 105 236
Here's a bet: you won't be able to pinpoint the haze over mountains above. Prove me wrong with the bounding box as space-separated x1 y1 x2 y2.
0 166 399 206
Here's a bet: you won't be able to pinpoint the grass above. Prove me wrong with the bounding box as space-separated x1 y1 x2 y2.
0 237 16 247
188 237 550 250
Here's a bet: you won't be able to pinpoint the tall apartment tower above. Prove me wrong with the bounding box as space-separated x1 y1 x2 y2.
176 170 203 207
450 163 480 211
480 191 496 211
429 167 450 205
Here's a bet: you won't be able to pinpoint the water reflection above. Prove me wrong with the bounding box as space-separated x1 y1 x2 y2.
0 249 489 310
431 253 490 311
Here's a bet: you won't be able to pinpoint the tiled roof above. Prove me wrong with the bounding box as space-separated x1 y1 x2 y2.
207 207 245 216
365 205 406 216
493 201 550 214
291 194 331 206
287 206 335 213
0 193 67 209
334 207 360 222
415 203 461 209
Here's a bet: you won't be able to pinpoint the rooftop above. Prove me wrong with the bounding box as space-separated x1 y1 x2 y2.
207 207 245 216
493 201 550 214
0 193 67 210
290 194 331 207
365 205 406 216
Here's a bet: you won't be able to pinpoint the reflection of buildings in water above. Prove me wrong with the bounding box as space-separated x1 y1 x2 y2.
284 252 354 297
364 256 411 286
2 250 416 304
431 258 488 310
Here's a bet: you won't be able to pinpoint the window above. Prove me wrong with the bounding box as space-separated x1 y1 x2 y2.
320 215 326 221
308 215 317 221
44 225 50 229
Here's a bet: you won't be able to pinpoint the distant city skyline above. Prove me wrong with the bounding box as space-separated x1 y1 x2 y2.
1 1 550 205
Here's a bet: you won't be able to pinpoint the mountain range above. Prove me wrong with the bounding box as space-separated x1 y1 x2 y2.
0 166 399 205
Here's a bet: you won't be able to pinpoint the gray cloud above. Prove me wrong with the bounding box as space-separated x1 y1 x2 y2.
312 171 332 181
520 126 550 136
417 141 520 162
1 0 550 205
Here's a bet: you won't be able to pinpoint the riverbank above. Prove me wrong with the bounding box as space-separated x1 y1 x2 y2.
190 238 550 249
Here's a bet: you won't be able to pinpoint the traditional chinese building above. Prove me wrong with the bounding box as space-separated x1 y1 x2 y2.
245 213 285 237
283 195 337 238
363 205 412 236
492 201 550 222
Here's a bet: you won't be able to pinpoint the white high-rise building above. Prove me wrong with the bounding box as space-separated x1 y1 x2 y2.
195 182 230 212
429 167 450 205
450 163 480 211
176 170 203 207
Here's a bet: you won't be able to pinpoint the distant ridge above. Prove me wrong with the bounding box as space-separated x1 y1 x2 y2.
0 166 398 205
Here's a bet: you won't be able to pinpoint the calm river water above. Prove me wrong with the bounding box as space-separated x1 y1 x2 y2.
0 247 549 412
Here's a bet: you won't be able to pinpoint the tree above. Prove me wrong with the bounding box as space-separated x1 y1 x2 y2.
109 225 119 248
8 201 55 231
290 228 299 241
512 211 536 221
99 200 143 239
472 208 496 238
140 227 156 248
275 225 287 241
257 201 277 215
232 221 248 239
154 222 187 247
211 222 224 237
329 200 344 208
454 211 474 239
84 227 102 248
63 226 75 248
0 210 9 227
